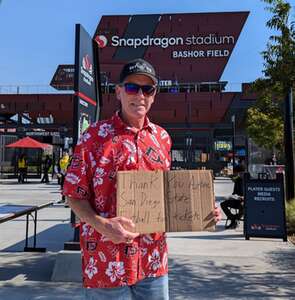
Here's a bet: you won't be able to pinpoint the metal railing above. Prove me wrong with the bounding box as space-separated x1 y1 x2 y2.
0 85 74 94
0 82 247 95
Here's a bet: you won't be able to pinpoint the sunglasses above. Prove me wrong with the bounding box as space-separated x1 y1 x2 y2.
121 82 157 96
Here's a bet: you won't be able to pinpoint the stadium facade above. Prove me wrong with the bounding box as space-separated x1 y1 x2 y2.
0 12 256 174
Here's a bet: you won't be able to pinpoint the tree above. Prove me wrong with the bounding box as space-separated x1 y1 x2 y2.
247 93 284 152
246 0 295 154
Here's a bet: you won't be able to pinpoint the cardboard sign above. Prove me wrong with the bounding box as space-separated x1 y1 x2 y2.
116 170 166 233
116 170 215 233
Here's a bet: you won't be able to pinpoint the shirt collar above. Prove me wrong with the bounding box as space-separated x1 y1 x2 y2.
112 111 153 133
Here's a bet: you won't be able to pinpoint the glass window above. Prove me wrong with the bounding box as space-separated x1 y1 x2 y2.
171 150 185 162
194 149 202 162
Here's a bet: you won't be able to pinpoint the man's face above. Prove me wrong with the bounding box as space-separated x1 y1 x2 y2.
115 74 156 125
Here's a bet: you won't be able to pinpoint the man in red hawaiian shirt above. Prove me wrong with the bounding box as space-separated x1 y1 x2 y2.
63 58 220 300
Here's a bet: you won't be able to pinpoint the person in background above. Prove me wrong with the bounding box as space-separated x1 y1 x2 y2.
58 151 70 203
63 58 221 300
17 153 27 183
51 154 57 180
41 155 52 183
265 153 277 165
221 164 245 229
270 153 277 165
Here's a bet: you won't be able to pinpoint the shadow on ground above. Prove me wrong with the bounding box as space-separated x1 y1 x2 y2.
169 251 295 299
0 252 57 282
168 233 244 241
0 283 83 300
1 223 73 252
266 247 295 273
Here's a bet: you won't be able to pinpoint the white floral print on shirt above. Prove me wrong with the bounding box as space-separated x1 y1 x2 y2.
98 123 114 138
105 261 125 283
148 249 161 271
65 172 80 185
85 257 98 280
93 167 105 187
77 132 92 146
142 234 153 245
81 224 94 237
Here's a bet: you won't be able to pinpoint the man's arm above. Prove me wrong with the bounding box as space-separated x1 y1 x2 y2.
67 197 139 244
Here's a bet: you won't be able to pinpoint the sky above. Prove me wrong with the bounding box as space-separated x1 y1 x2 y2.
0 0 294 90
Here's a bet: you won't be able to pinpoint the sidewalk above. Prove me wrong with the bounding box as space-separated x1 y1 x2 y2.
0 178 294 299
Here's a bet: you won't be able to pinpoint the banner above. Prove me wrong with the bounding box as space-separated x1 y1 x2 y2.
66 24 102 249
73 24 101 145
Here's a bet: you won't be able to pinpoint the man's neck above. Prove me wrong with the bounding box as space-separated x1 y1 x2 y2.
119 111 145 130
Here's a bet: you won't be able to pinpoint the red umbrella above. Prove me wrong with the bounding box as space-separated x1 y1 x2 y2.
6 137 51 149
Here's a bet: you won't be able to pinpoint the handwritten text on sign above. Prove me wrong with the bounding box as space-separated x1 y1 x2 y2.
117 171 165 233
116 170 215 233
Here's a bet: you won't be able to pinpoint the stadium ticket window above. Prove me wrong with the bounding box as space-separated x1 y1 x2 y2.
170 134 211 170
171 148 208 170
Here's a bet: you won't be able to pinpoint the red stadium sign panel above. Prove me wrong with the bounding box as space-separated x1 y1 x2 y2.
94 12 249 83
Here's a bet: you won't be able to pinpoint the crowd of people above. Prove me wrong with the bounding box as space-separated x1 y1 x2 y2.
16 151 70 187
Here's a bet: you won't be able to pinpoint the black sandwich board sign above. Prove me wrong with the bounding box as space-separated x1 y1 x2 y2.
73 23 102 146
244 173 287 241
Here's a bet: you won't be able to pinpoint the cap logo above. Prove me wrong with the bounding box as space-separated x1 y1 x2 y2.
129 62 153 74
120 59 156 83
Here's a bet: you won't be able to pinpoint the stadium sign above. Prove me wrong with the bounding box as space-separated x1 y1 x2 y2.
97 33 235 49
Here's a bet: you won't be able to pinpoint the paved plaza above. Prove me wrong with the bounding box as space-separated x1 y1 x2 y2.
0 178 294 299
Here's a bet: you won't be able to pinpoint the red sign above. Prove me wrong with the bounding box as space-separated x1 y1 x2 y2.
94 12 249 83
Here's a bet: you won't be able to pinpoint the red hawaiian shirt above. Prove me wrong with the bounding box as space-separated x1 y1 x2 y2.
63 112 172 288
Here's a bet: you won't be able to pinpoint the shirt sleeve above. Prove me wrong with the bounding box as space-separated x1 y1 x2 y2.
160 127 172 170
63 135 93 201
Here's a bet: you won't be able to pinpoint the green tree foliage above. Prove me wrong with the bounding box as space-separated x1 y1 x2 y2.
262 0 295 91
247 94 284 151
246 0 295 153
286 199 295 233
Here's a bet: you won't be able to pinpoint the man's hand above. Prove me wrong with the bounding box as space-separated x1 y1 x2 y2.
67 197 139 244
101 217 139 244
214 205 222 223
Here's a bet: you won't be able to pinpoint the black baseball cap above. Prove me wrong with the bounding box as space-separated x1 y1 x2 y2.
120 58 158 85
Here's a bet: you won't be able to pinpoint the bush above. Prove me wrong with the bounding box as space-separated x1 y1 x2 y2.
286 199 295 234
